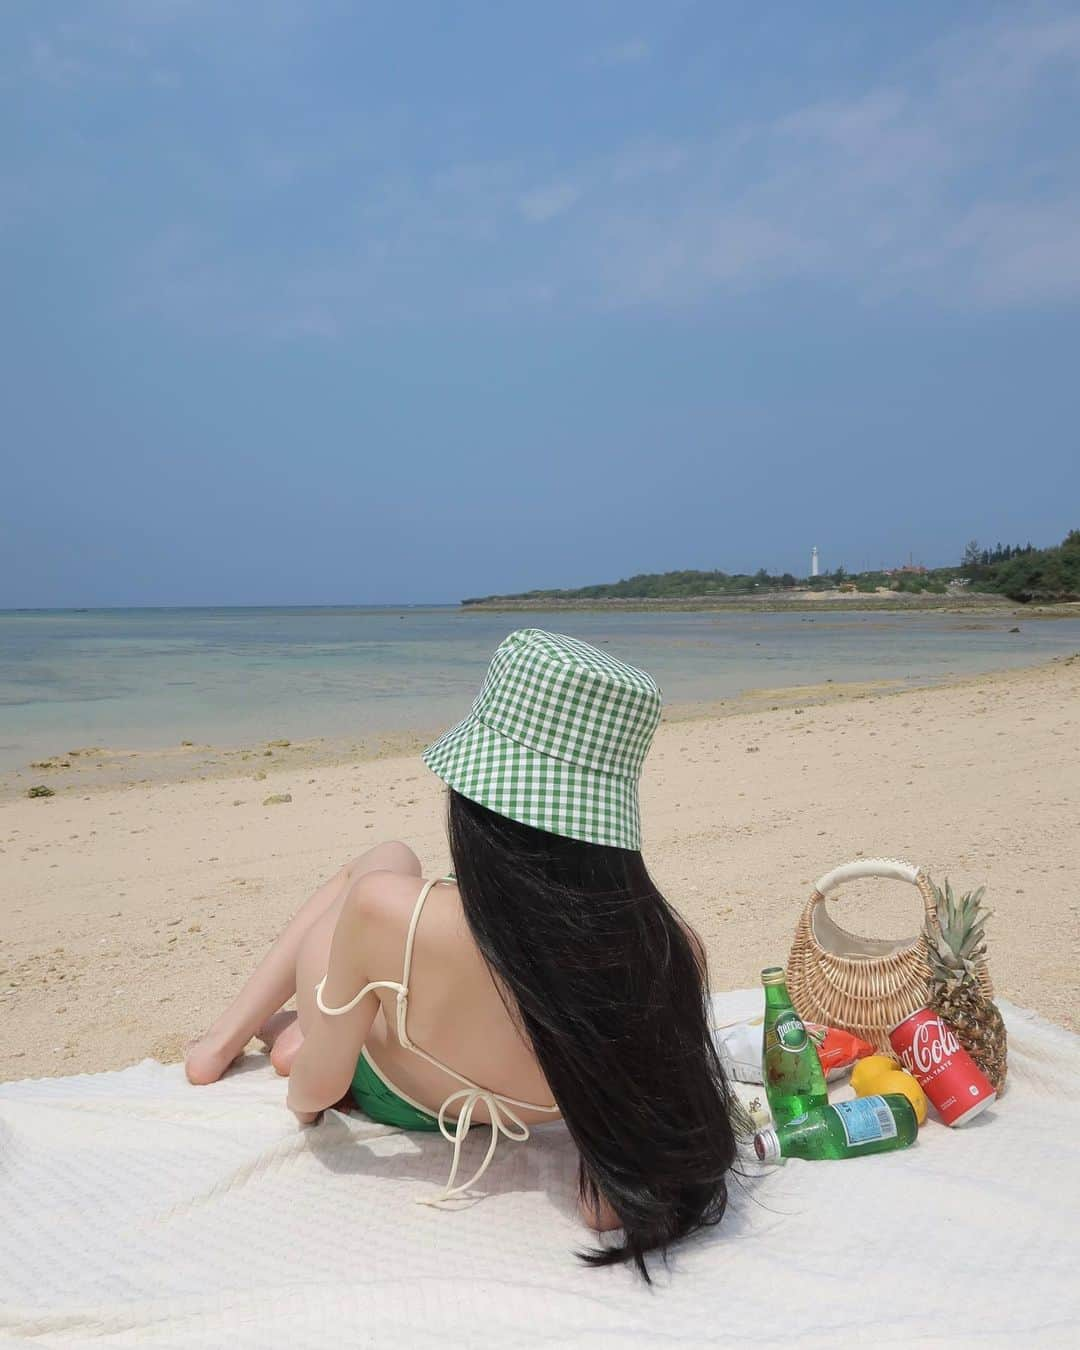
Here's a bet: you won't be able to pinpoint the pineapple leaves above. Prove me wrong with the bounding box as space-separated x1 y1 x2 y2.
927 876 992 985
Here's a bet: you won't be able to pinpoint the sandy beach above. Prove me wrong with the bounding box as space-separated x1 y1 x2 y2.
2 655 1078 1082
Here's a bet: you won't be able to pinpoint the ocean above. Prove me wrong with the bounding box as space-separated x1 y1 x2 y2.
2 605 1079 772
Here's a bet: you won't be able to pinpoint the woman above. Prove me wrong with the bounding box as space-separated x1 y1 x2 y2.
187 628 738 1276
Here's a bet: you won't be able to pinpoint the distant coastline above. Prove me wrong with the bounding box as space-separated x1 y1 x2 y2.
461 532 1080 611
461 592 1080 616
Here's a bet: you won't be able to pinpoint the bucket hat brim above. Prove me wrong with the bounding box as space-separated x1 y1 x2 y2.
422 708 642 850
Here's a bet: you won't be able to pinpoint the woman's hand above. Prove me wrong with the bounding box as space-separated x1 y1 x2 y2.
287 1098 322 1126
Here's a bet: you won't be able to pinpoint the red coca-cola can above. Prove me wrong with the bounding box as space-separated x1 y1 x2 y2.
889 1007 996 1126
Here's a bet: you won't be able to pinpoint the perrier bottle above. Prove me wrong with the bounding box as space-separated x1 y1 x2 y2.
761 966 827 1124
754 1094 918 1162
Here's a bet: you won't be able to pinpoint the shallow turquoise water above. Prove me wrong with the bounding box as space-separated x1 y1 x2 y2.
2 605 1078 770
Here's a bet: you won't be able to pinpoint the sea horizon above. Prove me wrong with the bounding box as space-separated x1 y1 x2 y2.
0 603 459 615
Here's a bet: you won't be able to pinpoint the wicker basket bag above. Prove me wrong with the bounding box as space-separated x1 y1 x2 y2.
785 857 993 1053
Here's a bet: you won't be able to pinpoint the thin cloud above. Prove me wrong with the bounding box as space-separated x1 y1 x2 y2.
601 38 650 66
30 4 1080 336
28 36 97 86
18 0 301 87
948 199 1080 304
588 9 1080 310
610 139 689 184
518 183 580 223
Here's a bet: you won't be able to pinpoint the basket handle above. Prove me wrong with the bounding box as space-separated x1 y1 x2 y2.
811 857 938 922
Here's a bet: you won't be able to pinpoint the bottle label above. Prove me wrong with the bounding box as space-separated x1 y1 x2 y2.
768 1011 809 1053
832 1096 898 1146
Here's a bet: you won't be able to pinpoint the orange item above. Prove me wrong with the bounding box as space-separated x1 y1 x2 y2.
806 1023 876 1079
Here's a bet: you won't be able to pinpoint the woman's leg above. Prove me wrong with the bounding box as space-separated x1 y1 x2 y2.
256 1009 299 1050
185 840 422 1084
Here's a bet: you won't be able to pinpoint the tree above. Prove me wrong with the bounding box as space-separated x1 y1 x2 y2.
971 528 1080 602
780 572 797 589
962 539 981 569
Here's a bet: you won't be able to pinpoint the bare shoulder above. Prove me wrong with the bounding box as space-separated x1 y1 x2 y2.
327 870 475 1005
337 869 448 951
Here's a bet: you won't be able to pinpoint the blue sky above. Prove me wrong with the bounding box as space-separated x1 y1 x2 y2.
3 0 1079 606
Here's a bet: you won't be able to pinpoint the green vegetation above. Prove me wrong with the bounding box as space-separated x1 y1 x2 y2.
465 568 794 605
462 529 1079 607
961 530 1080 602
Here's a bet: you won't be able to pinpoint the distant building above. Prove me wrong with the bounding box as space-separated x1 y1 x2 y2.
885 553 928 576
811 546 819 578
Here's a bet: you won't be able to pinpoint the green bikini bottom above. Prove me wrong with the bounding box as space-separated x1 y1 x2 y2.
350 1052 441 1132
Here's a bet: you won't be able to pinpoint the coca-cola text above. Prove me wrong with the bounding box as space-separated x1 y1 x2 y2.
889 1006 995 1128
899 1015 959 1076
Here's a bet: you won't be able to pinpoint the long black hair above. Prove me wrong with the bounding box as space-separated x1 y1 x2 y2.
446 788 739 1279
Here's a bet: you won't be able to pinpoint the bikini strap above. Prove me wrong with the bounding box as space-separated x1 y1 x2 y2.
400 876 452 991
314 875 452 1020
314 977 401 1017
313 870 560 1205
392 877 559 1119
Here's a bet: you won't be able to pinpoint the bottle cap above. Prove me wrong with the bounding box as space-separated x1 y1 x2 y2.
753 1128 781 1163
760 967 786 986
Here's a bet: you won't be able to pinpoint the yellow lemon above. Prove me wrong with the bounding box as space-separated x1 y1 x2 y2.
875 1069 929 1126
849 1054 900 1096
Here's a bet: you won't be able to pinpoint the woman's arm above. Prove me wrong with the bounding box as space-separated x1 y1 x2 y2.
286 882 381 1119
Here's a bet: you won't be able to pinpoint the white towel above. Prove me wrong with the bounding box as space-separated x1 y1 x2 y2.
2 990 1078 1348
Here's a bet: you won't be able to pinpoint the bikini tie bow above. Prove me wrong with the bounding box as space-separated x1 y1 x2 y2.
416 1087 531 1206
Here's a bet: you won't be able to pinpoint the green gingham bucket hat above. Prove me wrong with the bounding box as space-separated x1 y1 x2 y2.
421 628 662 850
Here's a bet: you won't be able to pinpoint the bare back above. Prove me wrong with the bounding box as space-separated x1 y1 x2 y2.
345 873 557 1127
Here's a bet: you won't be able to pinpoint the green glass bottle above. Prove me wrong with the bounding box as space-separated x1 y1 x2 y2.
754 1094 918 1162
761 966 828 1125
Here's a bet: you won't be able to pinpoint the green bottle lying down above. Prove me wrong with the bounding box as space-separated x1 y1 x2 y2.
754 1093 919 1162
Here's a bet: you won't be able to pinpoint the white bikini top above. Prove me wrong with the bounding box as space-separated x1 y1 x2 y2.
313 875 559 1204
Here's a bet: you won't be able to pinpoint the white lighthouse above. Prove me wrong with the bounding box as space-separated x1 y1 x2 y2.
811 546 820 578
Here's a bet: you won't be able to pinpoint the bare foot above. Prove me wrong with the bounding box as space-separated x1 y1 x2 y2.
256 1009 298 1052
184 1032 248 1086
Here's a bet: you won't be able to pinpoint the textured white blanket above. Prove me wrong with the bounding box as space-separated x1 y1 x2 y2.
2 990 1078 1349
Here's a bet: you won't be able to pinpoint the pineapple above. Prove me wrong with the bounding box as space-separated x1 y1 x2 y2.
926 878 1008 1091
